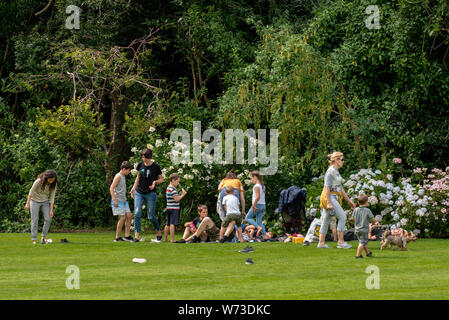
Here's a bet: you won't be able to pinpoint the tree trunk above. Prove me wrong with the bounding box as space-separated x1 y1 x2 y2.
190 57 199 107
0 37 10 79
107 90 130 183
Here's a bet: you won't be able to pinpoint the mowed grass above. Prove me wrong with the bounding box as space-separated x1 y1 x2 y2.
0 232 448 300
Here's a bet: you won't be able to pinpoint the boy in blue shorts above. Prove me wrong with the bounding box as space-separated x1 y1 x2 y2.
109 161 133 242
164 173 187 242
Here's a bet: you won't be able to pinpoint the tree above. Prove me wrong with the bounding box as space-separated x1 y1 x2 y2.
32 32 163 184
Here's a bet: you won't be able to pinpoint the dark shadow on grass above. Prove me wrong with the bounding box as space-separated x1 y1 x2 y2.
362 255 408 260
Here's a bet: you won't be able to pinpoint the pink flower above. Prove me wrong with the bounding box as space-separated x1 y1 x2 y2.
442 208 447 214
393 158 402 164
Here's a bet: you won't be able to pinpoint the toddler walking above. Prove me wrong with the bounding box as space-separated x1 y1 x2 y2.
353 194 375 258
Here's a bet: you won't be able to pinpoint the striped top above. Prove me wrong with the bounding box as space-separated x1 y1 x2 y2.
166 185 180 210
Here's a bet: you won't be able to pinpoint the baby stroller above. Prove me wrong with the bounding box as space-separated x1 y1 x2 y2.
276 186 306 234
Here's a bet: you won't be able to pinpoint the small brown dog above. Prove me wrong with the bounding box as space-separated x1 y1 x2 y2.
380 229 418 251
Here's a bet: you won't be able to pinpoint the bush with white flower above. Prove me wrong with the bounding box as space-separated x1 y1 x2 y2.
305 166 449 238
127 133 294 229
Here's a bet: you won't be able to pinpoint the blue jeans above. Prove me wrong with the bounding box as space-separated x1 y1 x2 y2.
319 194 346 233
134 191 159 233
246 203 266 235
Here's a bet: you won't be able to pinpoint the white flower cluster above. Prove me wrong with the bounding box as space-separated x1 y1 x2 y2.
306 167 448 233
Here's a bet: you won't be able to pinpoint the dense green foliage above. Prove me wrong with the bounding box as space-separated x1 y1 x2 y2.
1 0 448 235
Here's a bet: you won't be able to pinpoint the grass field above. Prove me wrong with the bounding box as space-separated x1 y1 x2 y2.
1 232 448 300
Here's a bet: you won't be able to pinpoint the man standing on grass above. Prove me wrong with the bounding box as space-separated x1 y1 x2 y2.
130 148 164 242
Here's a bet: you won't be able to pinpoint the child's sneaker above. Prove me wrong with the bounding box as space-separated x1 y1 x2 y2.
188 235 201 243
303 240 310 247
123 236 134 242
40 238 47 244
317 244 331 248
245 258 255 265
151 236 162 243
175 239 186 243
114 237 125 242
239 246 254 253
366 251 373 257
355 255 363 259
132 238 140 243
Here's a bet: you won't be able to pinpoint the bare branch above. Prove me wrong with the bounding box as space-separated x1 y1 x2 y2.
34 0 54 16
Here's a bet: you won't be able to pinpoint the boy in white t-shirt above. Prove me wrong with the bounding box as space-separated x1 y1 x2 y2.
220 186 243 242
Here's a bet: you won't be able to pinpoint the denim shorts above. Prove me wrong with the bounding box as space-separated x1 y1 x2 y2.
111 200 131 216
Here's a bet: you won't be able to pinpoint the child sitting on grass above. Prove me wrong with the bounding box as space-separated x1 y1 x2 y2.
182 205 220 243
164 173 187 242
178 216 201 242
220 186 243 243
241 222 256 242
353 194 375 258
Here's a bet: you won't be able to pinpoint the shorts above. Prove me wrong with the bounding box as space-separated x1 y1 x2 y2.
111 200 131 216
206 226 220 241
222 213 242 228
166 209 180 226
355 230 369 246
329 216 337 230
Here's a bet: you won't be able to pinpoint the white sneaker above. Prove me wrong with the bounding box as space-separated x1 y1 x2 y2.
337 242 352 249
132 258 147 263
317 244 331 248
151 237 162 243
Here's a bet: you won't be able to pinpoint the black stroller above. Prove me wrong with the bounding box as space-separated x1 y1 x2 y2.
276 186 307 234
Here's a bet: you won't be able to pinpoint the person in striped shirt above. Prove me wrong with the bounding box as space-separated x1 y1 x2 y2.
164 173 187 242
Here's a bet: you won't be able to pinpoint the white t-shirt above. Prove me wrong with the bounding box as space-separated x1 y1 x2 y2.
324 166 344 192
252 184 265 205
222 194 240 215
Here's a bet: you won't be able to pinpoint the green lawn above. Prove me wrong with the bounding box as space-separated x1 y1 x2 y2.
0 233 448 300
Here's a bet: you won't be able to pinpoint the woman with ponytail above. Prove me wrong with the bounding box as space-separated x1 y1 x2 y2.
317 152 355 249
25 170 58 244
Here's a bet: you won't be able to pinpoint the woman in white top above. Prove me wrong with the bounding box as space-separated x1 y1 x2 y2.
25 169 58 244
245 171 266 237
